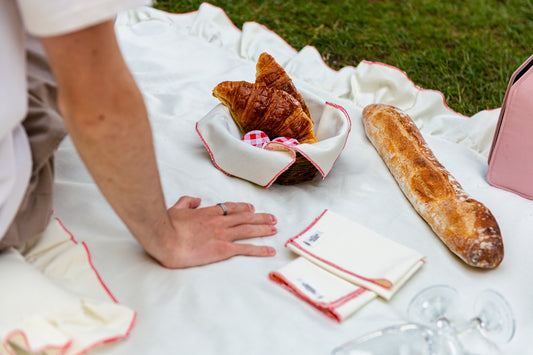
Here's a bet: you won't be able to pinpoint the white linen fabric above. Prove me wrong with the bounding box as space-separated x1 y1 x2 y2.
285 210 425 300
269 257 377 323
43 4 532 354
17 0 151 37
0 218 136 355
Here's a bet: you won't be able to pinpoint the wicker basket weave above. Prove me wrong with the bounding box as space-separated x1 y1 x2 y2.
274 152 319 185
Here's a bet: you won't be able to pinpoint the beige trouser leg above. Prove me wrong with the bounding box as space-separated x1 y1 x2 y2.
0 35 67 252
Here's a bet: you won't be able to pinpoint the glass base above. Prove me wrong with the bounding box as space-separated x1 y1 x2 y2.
407 285 460 326
332 323 436 355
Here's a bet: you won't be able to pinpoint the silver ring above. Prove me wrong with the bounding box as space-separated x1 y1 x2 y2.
217 203 228 216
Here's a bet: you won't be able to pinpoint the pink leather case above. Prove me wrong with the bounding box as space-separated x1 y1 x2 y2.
487 54 533 200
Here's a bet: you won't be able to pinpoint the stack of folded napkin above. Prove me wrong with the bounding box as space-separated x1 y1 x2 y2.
269 210 425 322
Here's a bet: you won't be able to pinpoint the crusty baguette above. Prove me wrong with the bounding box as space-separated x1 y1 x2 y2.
362 103 503 269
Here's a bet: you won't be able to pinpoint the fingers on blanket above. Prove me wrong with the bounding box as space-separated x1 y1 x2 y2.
212 203 277 229
230 243 276 257
212 202 253 216
223 220 277 241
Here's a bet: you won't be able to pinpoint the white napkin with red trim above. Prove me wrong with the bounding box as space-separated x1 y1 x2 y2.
270 210 424 322
284 210 425 301
195 89 351 187
0 218 136 355
269 257 377 322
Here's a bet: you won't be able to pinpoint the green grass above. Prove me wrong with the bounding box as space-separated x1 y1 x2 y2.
154 0 533 116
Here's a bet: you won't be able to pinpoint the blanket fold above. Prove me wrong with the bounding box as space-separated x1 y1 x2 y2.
0 218 135 355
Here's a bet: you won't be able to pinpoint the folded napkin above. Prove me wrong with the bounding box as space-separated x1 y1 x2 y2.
269 257 377 322
196 89 351 187
284 210 425 300
0 218 136 355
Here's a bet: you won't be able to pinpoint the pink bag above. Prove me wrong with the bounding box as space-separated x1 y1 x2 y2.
487 54 533 200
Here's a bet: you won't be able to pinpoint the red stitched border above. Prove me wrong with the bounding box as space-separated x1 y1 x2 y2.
194 122 238 179
56 217 121 304
288 240 394 290
285 209 328 247
328 287 367 309
268 271 342 322
195 100 352 187
262 144 298 187
2 218 137 355
75 313 138 355
55 217 77 244
269 271 370 323
2 330 71 355
284 210 394 289
323 102 352 178
80 241 119 304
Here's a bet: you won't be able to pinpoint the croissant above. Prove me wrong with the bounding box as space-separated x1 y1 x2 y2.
255 52 311 118
213 80 317 144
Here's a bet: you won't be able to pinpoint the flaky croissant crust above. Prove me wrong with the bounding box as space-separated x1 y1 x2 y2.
255 52 311 118
212 52 317 144
213 81 317 144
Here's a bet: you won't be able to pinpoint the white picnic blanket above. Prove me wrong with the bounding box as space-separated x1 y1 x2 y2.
5 3 532 354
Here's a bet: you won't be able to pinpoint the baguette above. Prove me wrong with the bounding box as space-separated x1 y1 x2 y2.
362 104 503 269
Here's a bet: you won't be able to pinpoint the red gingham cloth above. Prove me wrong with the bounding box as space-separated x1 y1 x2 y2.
242 130 270 148
272 136 300 147
242 130 299 148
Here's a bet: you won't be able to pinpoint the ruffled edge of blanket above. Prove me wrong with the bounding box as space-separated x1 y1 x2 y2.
116 3 500 158
1 218 136 355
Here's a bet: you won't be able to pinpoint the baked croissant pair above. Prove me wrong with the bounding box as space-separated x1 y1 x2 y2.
213 52 318 144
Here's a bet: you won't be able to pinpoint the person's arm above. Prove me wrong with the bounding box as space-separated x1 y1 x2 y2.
40 19 277 268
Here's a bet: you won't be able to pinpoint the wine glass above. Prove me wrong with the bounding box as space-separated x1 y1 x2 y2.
331 285 463 355
452 289 515 355
405 284 466 354
331 285 516 355
406 285 462 327
407 285 515 355
331 322 438 355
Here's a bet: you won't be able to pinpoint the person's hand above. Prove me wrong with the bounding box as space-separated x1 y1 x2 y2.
41 22 276 269
149 196 278 268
